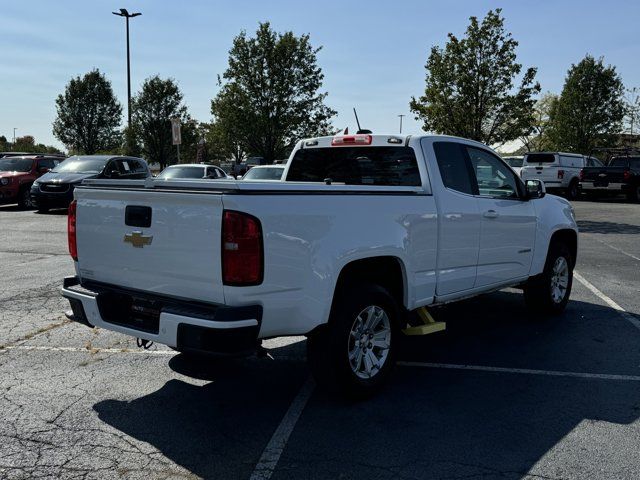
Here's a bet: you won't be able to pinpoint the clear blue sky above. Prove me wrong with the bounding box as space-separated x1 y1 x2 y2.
1 0 640 150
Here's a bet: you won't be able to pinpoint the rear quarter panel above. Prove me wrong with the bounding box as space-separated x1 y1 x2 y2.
221 192 438 338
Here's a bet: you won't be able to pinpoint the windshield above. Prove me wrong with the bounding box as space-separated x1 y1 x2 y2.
286 147 421 186
504 157 523 168
53 156 108 174
524 153 556 164
156 166 205 179
610 157 640 169
0 158 33 172
243 167 284 180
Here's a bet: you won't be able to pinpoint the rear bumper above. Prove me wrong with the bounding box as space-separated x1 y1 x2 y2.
61 276 262 355
580 182 624 192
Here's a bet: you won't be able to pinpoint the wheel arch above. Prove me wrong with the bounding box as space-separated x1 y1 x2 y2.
549 228 578 267
330 256 408 317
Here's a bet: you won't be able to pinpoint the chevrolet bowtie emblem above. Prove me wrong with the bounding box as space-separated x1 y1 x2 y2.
123 231 153 248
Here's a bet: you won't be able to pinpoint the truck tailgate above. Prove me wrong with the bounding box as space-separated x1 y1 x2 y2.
74 186 226 304
581 167 626 183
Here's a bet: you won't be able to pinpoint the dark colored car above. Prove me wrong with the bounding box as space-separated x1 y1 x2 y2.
0 155 64 209
31 155 150 212
579 156 640 202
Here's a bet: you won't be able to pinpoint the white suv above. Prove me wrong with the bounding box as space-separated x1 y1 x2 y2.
520 152 603 200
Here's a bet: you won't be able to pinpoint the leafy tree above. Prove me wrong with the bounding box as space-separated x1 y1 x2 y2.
212 22 336 163
519 92 558 151
122 126 142 157
546 56 625 153
131 76 194 169
410 9 540 146
623 87 640 136
53 69 122 154
209 86 248 164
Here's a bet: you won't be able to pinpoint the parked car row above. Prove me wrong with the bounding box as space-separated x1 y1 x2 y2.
503 152 639 203
0 154 287 211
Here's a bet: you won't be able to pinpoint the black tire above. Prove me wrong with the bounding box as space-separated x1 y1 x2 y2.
626 185 640 203
17 187 35 210
524 242 573 315
566 180 579 200
307 284 400 399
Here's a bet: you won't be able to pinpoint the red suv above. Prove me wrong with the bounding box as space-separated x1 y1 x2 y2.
0 155 64 209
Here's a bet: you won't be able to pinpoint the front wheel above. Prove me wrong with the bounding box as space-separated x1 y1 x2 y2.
307 284 399 398
17 187 35 210
524 242 573 315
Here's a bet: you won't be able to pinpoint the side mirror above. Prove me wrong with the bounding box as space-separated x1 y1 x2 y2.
38 167 50 174
525 179 545 199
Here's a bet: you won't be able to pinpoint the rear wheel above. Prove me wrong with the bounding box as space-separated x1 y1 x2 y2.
307 284 399 398
566 180 579 200
626 185 640 203
524 242 573 315
17 187 34 210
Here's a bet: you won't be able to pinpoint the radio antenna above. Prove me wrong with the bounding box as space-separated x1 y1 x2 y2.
353 108 362 132
353 108 372 134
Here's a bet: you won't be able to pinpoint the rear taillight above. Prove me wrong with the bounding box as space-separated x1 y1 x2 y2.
222 210 263 286
579 169 584 181
331 134 372 146
557 169 565 179
68 200 77 261
623 170 632 181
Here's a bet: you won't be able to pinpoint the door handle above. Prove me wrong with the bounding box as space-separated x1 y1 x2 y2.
483 210 499 219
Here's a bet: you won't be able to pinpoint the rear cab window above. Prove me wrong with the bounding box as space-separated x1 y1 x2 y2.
524 153 557 165
285 146 421 186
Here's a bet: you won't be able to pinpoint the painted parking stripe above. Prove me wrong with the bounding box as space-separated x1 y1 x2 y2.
574 271 640 331
1 345 177 355
249 377 315 480
398 362 640 382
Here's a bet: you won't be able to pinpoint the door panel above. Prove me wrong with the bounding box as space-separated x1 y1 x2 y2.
466 147 536 286
424 140 481 296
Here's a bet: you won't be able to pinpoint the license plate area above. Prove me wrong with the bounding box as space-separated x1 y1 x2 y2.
593 181 609 188
97 291 161 334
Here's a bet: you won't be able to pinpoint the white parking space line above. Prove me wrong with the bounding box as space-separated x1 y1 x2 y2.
249 377 315 480
574 271 640 331
397 362 640 382
2 345 177 355
586 235 640 263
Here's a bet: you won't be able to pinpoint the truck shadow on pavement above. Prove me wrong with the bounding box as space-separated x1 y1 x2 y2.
94 291 640 479
577 219 640 234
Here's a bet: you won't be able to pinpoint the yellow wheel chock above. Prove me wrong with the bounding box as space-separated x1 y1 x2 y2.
402 306 446 336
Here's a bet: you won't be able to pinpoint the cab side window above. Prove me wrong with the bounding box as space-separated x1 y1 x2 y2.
433 142 475 195
466 147 519 199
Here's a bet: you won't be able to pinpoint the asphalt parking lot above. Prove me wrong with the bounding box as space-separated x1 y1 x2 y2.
1 200 639 480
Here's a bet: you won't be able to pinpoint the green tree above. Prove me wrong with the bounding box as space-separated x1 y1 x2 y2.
131 76 193 169
519 92 558 151
546 56 625 153
209 85 248 164
53 69 122 154
212 22 336 163
410 9 540 145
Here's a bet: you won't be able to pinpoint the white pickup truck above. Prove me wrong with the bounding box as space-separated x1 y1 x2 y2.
62 134 578 396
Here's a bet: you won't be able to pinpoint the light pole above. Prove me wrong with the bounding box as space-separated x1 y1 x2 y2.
112 8 141 129
12 128 16 149
398 114 405 134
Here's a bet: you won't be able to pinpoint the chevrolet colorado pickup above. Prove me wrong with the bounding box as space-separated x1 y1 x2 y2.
62 134 578 396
